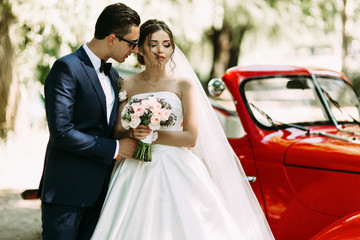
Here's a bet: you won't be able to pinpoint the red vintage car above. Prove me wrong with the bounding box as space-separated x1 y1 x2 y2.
208 65 360 239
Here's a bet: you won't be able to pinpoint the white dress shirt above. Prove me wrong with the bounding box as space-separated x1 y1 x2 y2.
83 43 119 158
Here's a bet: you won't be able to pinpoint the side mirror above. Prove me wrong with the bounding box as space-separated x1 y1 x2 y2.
207 78 226 97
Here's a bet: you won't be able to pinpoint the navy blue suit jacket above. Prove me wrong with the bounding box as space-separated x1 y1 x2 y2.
38 46 120 207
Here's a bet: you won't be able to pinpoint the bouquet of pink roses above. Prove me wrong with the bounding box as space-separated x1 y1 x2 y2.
121 94 177 161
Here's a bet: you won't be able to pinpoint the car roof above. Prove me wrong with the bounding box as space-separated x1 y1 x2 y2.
224 65 350 84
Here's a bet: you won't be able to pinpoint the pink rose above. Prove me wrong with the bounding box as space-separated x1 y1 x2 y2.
141 99 151 108
150 101 162 113
159 109 171 121
133 104 146 117
149 114 161 130
150 114 161 125
148 96 157 103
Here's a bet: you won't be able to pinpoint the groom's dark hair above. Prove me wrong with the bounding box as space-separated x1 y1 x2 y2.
94 3 140 39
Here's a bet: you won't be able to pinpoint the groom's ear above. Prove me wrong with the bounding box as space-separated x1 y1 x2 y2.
107 34 117 46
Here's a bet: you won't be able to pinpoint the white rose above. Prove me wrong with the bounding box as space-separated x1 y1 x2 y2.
129 115 141 129
121 118 130 130
149 123 161 130
119 90 127 102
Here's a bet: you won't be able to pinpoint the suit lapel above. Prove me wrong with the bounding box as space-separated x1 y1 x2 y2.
108 71 119 130
76 47 107 120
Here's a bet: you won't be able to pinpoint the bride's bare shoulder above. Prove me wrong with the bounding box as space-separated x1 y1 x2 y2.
122 73 142 90
177 77 194 91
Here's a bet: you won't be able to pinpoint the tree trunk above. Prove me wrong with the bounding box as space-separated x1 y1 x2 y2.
341 0 350 76
0 1 17 140
228 25 247 69
209 23 247 79
209 23 231 79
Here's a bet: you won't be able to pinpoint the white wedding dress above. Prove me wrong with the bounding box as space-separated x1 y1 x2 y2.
91 91 246 240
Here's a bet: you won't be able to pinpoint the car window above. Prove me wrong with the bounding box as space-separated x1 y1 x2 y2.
243 76 329 127
317 77 360 124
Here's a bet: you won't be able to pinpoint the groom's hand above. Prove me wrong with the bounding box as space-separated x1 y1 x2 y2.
117 138 137 158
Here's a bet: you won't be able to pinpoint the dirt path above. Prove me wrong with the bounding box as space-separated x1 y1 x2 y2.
0 189 41 240
0 126 47 240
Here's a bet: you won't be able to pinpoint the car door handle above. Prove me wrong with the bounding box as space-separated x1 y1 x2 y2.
247 176 257 183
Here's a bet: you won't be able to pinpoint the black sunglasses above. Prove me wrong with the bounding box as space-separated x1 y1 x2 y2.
115 35 138 50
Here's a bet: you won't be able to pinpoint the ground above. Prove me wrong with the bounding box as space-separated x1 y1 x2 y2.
0 189 41 240
0 126 47 240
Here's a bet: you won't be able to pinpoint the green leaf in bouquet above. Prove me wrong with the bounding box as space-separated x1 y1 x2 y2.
141 116 151 126
161 114 177 127
122 112 129 119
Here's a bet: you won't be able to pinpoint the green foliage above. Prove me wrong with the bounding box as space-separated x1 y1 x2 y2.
40 25 62 58
68 42 81 53
36 25 62 85
12 0 106 87
7 0 360 87
36 64 51 86
18 24 31 51
300 0 312 16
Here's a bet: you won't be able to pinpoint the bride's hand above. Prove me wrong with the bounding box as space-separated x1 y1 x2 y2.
131 125 152 140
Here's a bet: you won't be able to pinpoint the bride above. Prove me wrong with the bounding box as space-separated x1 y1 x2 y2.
91 19 274 240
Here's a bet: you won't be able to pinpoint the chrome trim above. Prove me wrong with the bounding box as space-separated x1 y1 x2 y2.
247 176 257 183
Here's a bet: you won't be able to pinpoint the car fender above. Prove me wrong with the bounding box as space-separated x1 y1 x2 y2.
310 211 360 240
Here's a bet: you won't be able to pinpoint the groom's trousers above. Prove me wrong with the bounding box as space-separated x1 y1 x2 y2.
41 175 110 240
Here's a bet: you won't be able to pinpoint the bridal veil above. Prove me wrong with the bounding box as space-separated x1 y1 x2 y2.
170 46 274 239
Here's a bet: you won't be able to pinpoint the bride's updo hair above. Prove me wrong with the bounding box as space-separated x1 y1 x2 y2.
137 19 175 66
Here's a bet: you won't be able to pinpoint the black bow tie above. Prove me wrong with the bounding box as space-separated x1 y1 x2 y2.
100 59 112 76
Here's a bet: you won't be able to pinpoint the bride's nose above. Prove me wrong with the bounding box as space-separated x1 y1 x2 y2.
157 45 164 53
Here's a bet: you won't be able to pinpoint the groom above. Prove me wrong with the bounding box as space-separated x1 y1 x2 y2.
38 3 140 239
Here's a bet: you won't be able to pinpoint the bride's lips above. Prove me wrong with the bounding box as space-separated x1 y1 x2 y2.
156 56 165 61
